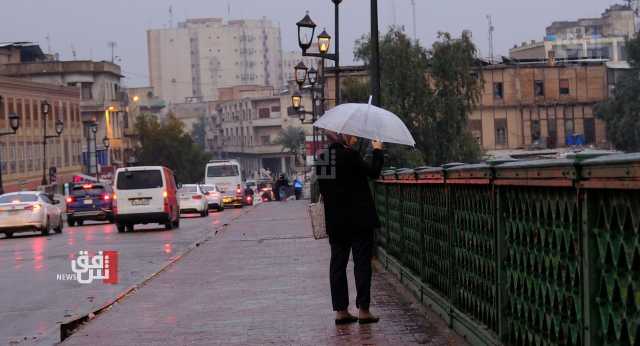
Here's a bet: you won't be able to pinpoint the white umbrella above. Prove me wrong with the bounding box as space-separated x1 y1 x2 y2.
313 97 416 146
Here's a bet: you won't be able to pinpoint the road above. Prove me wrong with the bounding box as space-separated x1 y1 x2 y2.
0 207 248 345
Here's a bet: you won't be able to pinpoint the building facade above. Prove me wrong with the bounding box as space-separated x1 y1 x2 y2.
470 61 609 152
510 5 635 62
0 77 83 192
0 58 128 175
147 18 284 104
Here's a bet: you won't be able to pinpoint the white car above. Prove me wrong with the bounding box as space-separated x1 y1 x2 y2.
200 184 224 211
0 191 64 238
178 184 209 217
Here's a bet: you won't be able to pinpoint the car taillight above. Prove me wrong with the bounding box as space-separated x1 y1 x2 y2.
163 191 168 198
236 189 241 194
192 195 202 200
66 197 74 204
163 190 170 213
103 194 111 201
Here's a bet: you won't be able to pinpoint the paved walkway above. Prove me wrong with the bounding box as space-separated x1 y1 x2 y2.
62 200 465 346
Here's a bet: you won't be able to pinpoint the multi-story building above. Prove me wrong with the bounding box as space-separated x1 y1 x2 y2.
470 60 609 152
147 18 284 104
510 5 635 62
0 46 127 175
212 85 307 178
0 76 83 192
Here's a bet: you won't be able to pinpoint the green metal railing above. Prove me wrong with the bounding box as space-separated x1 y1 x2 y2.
373 153 640 346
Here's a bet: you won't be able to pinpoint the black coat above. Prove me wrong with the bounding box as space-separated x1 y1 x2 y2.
317 142 384 243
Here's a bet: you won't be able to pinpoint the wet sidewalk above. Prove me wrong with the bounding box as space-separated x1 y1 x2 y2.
62 200 466 346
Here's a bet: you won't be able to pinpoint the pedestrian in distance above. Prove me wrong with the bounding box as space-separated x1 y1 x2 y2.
293 177 303 200
317 131 384 325
277 174 289 202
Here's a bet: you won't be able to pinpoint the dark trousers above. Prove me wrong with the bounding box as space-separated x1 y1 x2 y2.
329 232 374 311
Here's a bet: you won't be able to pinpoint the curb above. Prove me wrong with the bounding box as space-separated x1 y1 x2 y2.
53 206 257 344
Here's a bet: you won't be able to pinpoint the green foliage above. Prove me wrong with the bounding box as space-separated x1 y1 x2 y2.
274 126 306 156
352 27 482 166
341 77 370 103
133 112 211 183
595 34 640 151
191 115 207 149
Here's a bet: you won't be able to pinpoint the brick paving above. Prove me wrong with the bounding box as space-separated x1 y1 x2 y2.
62 200 467 346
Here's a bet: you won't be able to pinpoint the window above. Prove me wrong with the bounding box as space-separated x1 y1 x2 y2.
32 100 39 125
534 80 544 97
531 120 541 142
271 105 281 113
81 83 93 100
559 79 570 95
261 135 270 145
206 165 239 177
493 82 504 99
258 108 270 119
0 193 38 203
584 117 595 144
116 170 163 190
495 119 507 145
25 99 31 127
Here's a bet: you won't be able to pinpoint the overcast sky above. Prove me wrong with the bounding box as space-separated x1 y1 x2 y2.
1 0 620 86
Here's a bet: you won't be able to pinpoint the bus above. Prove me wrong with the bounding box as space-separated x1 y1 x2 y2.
204 160 243 207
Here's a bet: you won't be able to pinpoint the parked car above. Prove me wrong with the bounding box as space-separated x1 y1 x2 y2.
113 166 180 232
200 184 224 211
66 183 114 226
0 192 63 238
178 184 209 217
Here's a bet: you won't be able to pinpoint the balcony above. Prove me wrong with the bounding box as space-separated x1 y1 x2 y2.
250 117 282 128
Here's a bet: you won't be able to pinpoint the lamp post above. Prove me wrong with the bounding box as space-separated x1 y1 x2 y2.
291 60 325 161
370 0 381 106
41 101 64 186
89 122 99 181
296 0 342 106
0 112 21 194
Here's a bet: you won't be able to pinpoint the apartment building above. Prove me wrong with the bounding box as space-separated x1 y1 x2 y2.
0 45 128 175
510 5 635 62
147 17 284 104
470 60 609 152
0 77 83 192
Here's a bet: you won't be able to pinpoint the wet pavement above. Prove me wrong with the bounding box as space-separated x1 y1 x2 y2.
0 207 245 345
62 200 467 346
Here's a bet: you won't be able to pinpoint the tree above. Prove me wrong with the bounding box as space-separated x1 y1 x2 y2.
274 126 306 164
133 113 210 183
596 34 640 151
353 28 482 166
191 115 208 150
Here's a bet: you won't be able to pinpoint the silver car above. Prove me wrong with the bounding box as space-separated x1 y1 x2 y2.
199 184 224 212
0 192 64 238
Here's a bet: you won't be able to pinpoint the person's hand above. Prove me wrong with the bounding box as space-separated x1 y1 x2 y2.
372 140 383 150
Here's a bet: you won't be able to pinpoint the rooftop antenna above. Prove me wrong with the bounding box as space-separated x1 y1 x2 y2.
486 14 495 63
107 41 117 62
411 0 417 40
227 2 231 18
71 44 77 60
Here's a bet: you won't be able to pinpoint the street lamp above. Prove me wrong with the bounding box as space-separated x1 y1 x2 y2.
41 100 64 186
308 67 318 86
89 122 99 181
103 136 110 150
296 12 316 54
294 61 308 88
0 111 21 194
291 91 302 110
317 29 331 55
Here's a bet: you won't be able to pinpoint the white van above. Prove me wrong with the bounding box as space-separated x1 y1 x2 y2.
113 166 180 232
204 160 244 206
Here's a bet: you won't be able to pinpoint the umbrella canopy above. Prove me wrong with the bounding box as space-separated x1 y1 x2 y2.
313 99 415 146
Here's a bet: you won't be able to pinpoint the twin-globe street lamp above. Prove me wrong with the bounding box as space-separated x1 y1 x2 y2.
0 109 21 194
88 122 110 181
41 100 64 186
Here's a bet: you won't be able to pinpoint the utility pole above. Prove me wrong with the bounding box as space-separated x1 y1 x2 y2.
370 0 381 107
107 41 117 63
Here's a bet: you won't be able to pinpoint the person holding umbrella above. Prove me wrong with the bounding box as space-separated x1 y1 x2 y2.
314 97 415 325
